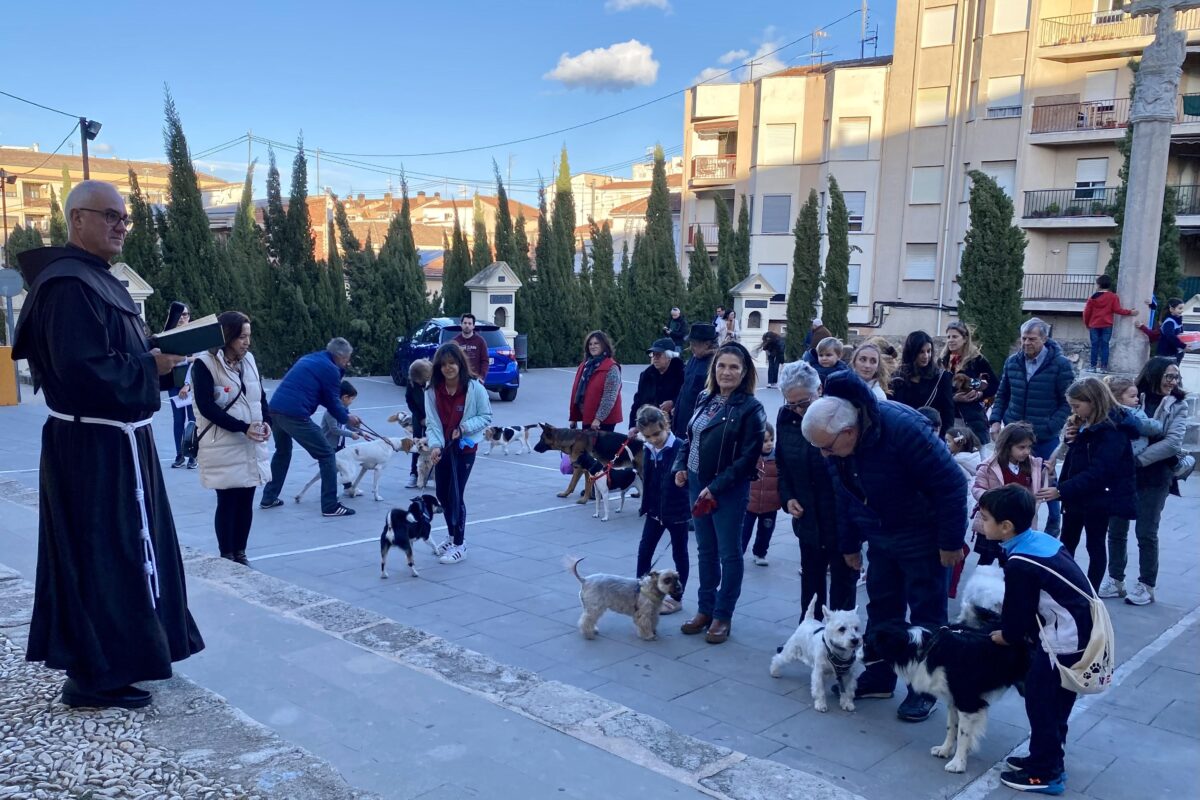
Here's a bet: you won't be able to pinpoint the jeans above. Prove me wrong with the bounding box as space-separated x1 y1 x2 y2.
261 413 338 513
435 445 476 546
1108 476 1170 587
214 486 256 555
167 387 195 459
798 534 859 622
859 545 950 691
740 511 776 558
1088 326 1113 369
1032 439 1061 535
1024 646 1078 778
1061 507 1109 590
767 354 781 386
636 516 690 592
689 472 749 622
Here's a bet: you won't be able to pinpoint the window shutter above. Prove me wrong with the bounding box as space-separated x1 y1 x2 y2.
761 195 792 234
1066 242 1100 278
905 244 938 280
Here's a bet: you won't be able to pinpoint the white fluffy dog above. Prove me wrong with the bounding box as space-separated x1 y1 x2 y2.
770 595 863 713
295 436 413 504
956 563 1006 630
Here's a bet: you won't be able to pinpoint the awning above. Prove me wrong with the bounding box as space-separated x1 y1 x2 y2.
693 118 738 133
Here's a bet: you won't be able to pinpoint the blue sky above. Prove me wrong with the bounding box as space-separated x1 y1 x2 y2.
2 0 894 202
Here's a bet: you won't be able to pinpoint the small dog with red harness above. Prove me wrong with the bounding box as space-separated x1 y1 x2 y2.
575 450 642 521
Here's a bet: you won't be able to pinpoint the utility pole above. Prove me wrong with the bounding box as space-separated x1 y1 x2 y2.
247 129 253 167
0 169 14 266
315 148 321 194
79 117 102 179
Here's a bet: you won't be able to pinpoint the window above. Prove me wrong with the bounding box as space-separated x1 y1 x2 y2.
757 263 788 301
1083 70 1118 110
848 263 861 304
494 307 508 328
1066 242 1100 282
922 5 956 47
993 0 1029 33
843 191 866 232
985 75 1023 119
747 311 762 328
915 87 949 127
1074 158 1108 200
835 117 870 160
760 195 792 234
980 160 1016 198
905 243 938 280
911 166 944 204
1094 0 1126 24
759 123 796 166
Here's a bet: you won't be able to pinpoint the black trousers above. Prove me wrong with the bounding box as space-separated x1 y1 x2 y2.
767 354 782 385
1060 507 1109 590
435 446 476 546
798 539 858 622
636 516 690 592
740 511 776 558
215 486 256 555
1024 647 1078 778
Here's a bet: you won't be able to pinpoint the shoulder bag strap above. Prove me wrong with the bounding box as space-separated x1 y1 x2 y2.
924 371 945 409
198 363 246 441
1008 555 1098 601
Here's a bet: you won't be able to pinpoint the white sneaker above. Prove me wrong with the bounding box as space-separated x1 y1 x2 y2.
1125 582 1155 606
753 556 769 566
439 544 466 564
1098 576 1125 599
432 538 453 557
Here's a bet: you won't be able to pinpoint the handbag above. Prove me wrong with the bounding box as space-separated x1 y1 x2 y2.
181 373 246 459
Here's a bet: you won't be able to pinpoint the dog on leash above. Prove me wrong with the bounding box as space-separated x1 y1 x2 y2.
956 563 1006 631
574 451 642 522
379 494 443 578
481 424 538 456
532 423 644 503
569 557 681 641
295 436 414 504
770 595 863 712
864 620 1030 773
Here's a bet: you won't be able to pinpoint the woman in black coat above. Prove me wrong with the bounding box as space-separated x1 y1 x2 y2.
672 342 766 644
937 321 997 445
890 330 955 434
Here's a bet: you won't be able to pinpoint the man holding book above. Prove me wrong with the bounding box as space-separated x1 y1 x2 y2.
12 180 205 710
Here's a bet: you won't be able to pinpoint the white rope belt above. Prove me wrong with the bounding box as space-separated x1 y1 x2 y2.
46 411 160 609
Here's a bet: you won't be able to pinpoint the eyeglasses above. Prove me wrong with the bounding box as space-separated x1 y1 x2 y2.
78 208 131 227
784 397 814 411
818 429 848 456
1163 373 1181 383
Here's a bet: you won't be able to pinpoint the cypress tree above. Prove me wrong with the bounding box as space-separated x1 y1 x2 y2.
120 170 167 325
511 210 532 284
550 147 585 364
686 229 720 331
442 213 471 315
527 180 555 367
284 137 331 338
577 234 597 327
590 218 621 346
376 182 432 365
715 196 735 304
263 149 286 264
48 189 68 247
821 176 851 339
470 193 493 273
959 170 1028 372
5 223 44 261
786 189 821 360
60 166 73 210
734 195 751 286
493 161 516 265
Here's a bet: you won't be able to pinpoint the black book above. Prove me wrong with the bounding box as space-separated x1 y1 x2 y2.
152 314 224 356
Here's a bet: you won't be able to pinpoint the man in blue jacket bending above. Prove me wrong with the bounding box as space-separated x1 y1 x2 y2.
801 372 967 722
260 338 364 517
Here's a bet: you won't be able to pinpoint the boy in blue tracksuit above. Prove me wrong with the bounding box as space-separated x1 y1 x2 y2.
635 405 690 614
978 484 1094 795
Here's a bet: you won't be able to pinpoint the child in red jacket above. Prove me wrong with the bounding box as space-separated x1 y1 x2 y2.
1082 274 1136 373
741 423 781 566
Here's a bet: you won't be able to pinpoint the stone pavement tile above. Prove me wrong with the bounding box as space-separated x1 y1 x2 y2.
589 681 718 736
538 663 609 691
479 552 571 581
761 708 912 770
767 744 874 795
695 720 787 759
619 626 716 659
454 632 561 673
522 589 587 615
410 588 515 622
675 675 811 733
1061 742 1119 793
442 570 548 604
679 640 801 696
592 651 721 701
1148 629 1200 674
1151 698 1200 739
1086 754 1199 800
464 609 576 647
525 630 645 670
361 574 461 605
1076 714 1190 763
1093 679 1177 725
735 595 806 624
865 716 1028 794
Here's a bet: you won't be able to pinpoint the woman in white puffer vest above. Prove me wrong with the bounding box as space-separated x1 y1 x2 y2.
191 311 272 565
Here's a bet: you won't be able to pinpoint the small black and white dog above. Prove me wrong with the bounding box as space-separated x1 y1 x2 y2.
864 621 1030 773
575 451 642 522
482 424 537 456
379 494 443 579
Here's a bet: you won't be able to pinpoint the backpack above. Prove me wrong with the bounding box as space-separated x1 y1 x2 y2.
1009 556 1115 695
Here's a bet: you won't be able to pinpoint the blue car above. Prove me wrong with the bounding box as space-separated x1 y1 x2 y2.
391 317 520 401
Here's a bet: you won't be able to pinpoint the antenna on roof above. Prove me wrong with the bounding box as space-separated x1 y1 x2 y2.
860 0 879 59
808 28 832 65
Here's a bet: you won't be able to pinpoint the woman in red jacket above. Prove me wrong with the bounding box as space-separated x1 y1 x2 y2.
1082 274 1136 373
569 330 623 431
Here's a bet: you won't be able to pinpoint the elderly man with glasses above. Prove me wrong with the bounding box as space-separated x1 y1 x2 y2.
12 180 205 710
800 370 967 723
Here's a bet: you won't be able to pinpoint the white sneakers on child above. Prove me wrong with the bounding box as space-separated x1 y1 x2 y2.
1125 582 1155 606
439 544 467 564
1097 576 1125 599
753 556 769 567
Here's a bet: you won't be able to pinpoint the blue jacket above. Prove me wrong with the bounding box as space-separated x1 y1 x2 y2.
1000 530 1094 654
1058 417 1137 520
269 351 349 424
424 378 492 450
989 339 1075 445
639 434 690 524
822 372 967 557
1157 314 1185 359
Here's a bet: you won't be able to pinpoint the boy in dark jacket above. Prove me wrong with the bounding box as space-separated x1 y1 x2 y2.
979 485 1093 796
635 405 691 614
1082 274 1135 372
404 359 432 488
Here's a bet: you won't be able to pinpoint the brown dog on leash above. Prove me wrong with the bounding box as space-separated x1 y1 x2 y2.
532 423 644 504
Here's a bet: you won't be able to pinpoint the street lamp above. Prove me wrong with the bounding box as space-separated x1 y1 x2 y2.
1 169 16 268
80 117 102 179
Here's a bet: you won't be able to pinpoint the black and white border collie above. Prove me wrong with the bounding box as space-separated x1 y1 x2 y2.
864 621 1029 773
379 495 443 578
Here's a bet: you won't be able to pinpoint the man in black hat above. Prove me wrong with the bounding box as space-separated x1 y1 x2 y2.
671 323 719 438
628 338 686 430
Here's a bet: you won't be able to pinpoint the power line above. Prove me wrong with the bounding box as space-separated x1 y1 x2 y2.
0 89 80 120
13 122 82 177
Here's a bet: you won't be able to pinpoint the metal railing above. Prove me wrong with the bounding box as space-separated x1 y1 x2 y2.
691 155 736 181
1039 8 1200 48
1023 187 1119 218
1175 185 1200 216
1023 273 1099 302
1031 97 1130 133
687 223 719 249
985 105 1023 120
1178 93 1200 122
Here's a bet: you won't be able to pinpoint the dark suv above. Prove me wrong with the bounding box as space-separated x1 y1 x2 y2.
391 318 520 401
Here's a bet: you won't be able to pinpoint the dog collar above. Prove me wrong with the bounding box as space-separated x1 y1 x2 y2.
819 631 858 677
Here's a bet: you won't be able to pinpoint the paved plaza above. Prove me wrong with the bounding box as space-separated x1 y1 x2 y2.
0 367 1197 799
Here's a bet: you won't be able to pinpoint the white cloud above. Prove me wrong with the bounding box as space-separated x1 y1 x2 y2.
718 49 748 65
694 31 791 86
545 39 659 92
694 66 730 84
604 0 670 11
93 143 114 154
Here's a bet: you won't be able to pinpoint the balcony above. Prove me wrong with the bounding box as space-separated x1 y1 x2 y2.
691 155 736 184
1022 273 1096 310
1038 8 1200 60
686 223 719 250
1022 187 1118 228
1029 94 1200 143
